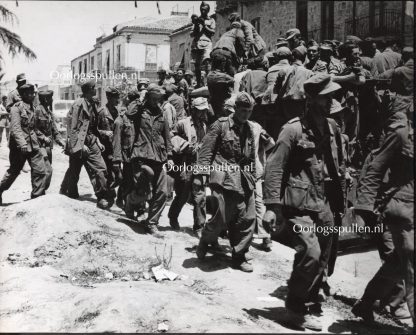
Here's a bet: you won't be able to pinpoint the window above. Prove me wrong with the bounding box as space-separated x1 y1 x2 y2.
251 17 260 34
105 49 110 74
370 1 385 35
145 44 157 71
83 59 87 74
91 56 95 70
296 0 308 39
78 61 82 74
116 45 121 69
97 52 102 71
321 1 334 40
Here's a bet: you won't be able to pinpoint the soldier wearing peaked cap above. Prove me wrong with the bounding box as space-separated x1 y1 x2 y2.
194 92 257 273
263 73 345 331
275 37 289 50
6 73 26 113
62 79 111 209
0 83 48 205
168 96 209 231
34 89 65 190
285 28 302 50
166 83 187 121
125 84 173 235
97 86 122 207
137 78 150 92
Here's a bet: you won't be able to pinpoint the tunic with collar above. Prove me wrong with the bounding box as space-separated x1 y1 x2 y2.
9 101 40 152
67 98 101 155
264 116 345 214
98 103 120 160
34 104 62 148
195 115 256 195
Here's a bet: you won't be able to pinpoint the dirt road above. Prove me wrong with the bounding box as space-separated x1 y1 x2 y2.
0 143 411 333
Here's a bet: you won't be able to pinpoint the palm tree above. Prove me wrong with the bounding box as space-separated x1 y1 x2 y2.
0 4 36 80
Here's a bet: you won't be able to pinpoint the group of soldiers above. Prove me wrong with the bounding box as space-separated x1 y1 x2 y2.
0 1 413 332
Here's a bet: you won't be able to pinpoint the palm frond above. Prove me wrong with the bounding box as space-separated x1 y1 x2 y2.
0 26 36 60
0 5 18 25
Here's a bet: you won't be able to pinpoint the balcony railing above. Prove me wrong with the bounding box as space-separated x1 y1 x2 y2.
345 9 402 39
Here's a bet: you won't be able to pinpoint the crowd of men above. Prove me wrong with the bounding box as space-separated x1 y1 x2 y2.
0 1 413 332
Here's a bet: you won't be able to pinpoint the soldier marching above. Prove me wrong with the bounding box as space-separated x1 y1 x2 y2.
1 3 413 331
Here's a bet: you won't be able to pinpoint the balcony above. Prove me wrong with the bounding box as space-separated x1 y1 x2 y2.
345 9 402 39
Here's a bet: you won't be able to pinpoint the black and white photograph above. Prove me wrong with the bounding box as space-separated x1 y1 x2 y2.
0 0 414 333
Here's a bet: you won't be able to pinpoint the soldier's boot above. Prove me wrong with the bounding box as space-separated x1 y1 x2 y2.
145 224 163 238
209 240 227 256
169 218 180 231
321 281 335 297
232 254 253 273
261 237 272 252
351 300 375 322
283 309 323 331
97 198 109 209
389 303 411 319
196 240 209 260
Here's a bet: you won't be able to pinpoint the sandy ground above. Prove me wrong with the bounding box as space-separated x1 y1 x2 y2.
0 142 412 333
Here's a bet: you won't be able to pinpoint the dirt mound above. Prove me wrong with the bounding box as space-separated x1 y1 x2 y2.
0 194 411 333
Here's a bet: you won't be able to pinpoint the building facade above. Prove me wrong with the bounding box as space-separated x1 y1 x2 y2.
214 0 414 50
69 15 190 105
170 23 193 71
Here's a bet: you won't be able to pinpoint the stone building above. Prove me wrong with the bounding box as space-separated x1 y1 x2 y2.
69 15 190 104
214 0 414 50
169 23 193 71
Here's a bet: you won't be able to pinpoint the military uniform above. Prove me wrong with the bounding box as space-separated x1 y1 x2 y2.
195 114 257 262
355 56 414 321
112 107 136 208
206 70 234 119
34 101 63 190
127 88 173 227
0 89 47 200
264 114 345 315
6 88 22 113
65 97 109 202
212 22 246 77
97 102 120 201
168 112 207 230
305 59 328 73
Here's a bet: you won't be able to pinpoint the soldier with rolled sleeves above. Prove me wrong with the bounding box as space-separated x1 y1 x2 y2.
352 47 414 324
127 84 174 235
97 87 121 206
263 74 345 331
168 97 208 231
6 73 26 113
194 92 257 272
65 80 110 209
0 84 47 205
34 90 65 190
190 1 216 88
